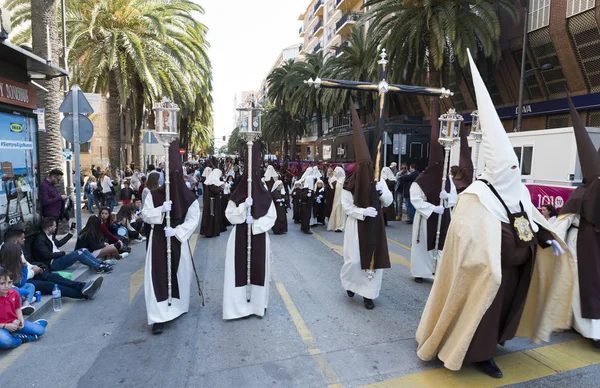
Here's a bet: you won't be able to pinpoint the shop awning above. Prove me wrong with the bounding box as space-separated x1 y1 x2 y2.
0 39 68 79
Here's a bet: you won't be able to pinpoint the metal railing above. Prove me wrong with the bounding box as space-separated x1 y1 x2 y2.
313 0 323 13
335 12 361 32
313 19 323 34
313 43 322 53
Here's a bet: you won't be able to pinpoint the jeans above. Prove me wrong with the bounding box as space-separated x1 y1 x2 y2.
0 320 46 349
406 198 416 223
103 192 115 213
29 272 85 299
15 283 35 303
50 249 102 271
87 193 100 213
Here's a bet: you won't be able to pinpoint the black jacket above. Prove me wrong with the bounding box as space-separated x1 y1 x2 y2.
399 170 419 197
75 233 105 252
31 232 73 269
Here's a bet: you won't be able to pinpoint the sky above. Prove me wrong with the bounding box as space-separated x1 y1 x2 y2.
198 0 306 140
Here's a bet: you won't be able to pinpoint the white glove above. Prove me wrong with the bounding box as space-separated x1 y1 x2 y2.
307 193 312 197
363 207 378 218
546 240 565 256
246 216 254 224
376 181 386 193
439 191 449 200
164 227 176 237
432 205 445 215
245 197 253 206
161 200 172 213
316 198 321 204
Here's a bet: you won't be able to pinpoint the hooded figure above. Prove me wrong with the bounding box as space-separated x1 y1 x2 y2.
409 98 458 282
340 100 393 310
553 97 600 348
313 178 326 225
327 166 347 232
416 50 574 378
298 166 316 234
223 142 276 320
262 165 279 192
200 168 225 237
270 179 288 234
380 166 397 225
142 140 200 334
291 181 303 224
452 124 474 193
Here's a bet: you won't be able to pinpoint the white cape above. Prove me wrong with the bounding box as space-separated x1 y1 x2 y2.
223 200 277 320
340 186 393 299
409 182 457 279
553 214 600 340
327 180 346 231
142 196 200 325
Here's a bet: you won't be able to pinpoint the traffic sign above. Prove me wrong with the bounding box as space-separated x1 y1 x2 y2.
59 88 94 114
60 114 94 143
179 148 186 155
142 131 158 144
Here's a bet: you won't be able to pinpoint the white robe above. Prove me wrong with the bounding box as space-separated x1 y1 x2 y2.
340 186 393 300
409 182 457 279
553 214 600 340
142 196 200 325
327 180 346 231
223 201 277 320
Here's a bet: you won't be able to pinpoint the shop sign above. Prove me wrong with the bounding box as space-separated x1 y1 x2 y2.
0 77 37 110
0 140 33 150
33 108 45 132
323 145 332 160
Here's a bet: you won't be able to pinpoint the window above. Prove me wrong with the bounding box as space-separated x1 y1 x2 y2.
528 0 551 32
80 142 91 153
567 0 596 17
547 114 569 129
514 146 534 175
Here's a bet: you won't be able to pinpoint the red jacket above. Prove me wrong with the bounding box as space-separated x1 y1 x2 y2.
101 222 120 243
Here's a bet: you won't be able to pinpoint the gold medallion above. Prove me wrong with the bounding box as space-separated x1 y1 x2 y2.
514 216 533 242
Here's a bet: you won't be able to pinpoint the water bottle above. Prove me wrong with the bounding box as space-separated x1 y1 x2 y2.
52 284 62 312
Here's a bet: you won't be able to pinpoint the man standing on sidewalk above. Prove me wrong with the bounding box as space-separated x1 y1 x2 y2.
40 169 68 234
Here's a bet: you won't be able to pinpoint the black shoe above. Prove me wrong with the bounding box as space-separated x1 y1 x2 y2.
96 265 113 274
414 277 424 283
346 290 355 298
335 229 342 233
82 277 104 299
152 323 164 335
592 339 600 349
476 358 503 378
363 298 375 310
303 230 313 235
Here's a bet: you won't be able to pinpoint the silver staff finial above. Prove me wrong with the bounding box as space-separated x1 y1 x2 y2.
378 48 388 65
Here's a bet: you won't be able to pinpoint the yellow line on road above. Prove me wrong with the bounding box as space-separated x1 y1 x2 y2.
387 238 412 251
129 265 145 304
361 338 600 388
275 281 342 388
312 231 409 268
0 301 75 373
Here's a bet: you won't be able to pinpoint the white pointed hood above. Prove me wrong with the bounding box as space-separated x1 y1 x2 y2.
270 180 283 192
263 165 279 181
205 168 223 186
201 167 212 178
463 49 537 229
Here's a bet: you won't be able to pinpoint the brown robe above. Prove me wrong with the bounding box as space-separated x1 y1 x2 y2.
300 188 313 232
324 181 335 218
271 190 288 234
200 185 223 237
292 188 301 223
382 179 396 223
313 188 326 225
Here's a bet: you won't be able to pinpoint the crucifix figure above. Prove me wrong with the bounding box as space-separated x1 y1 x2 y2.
305 49 453 282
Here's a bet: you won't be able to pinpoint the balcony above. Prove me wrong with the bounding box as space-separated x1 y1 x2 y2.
299 26 305 37
313 0 324 17
313 43 322 54
313 19 324 37
335 12 361 35
335 0 362 10
335 41 350 57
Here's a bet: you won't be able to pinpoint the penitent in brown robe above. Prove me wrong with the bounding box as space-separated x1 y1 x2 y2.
271 190 288 234
200 185 224 237
464 220 552 363
300 188 313 232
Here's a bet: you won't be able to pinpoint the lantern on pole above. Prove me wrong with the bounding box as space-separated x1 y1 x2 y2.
468 110 482 182
433 108 463 274
152 97 180 306
235 95 263 302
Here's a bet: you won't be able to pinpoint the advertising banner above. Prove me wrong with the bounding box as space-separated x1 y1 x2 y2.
525 184 576 211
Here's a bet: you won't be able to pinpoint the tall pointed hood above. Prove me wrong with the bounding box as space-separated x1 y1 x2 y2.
559 97 600 226
414 98 447 203
463 49 536 227
452 124 474 192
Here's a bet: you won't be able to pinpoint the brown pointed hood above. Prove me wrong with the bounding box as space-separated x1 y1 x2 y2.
414 98 448 203
559 97 600 227
343 98 390 271
452 124 474 193
230 141 271 219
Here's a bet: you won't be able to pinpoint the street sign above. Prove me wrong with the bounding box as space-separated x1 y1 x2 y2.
59 88 94 114
179 148 186 155
392 134 399 155
62 148 72 161
60 114 94 143
400 134 408 155
33 108 45 132
142 131 158 144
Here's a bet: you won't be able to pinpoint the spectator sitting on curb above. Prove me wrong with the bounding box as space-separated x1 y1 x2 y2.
40 169 68 235
2 227 103 301
99 208 131 253
0 243 35 316
76 216 128 262
0 267 48 349
32 218 113 274
116 204 145 242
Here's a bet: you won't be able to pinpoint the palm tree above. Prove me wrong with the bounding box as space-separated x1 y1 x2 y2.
262 105 306 160
364 0 519 87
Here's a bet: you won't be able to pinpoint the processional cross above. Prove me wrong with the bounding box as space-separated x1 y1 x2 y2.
304 49 454 278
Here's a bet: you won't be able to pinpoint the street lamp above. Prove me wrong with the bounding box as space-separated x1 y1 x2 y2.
152 97 180 306
236 95 263 303
468 110 482 181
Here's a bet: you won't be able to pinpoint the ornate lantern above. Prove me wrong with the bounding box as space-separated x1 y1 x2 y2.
468 110 482 182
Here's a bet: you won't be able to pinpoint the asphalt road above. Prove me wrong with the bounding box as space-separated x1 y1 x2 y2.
1 197 599 388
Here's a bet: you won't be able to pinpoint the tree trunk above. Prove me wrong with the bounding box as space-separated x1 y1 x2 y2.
133 83 144 169
316 105 323 138
31 0 64 192
108 71 122 179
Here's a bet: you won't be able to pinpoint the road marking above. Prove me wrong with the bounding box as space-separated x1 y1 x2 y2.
129 265 145 304
0 300 75 373
361 338 600 388
275 281 342 388
312 231 409 268
387 238 412 251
